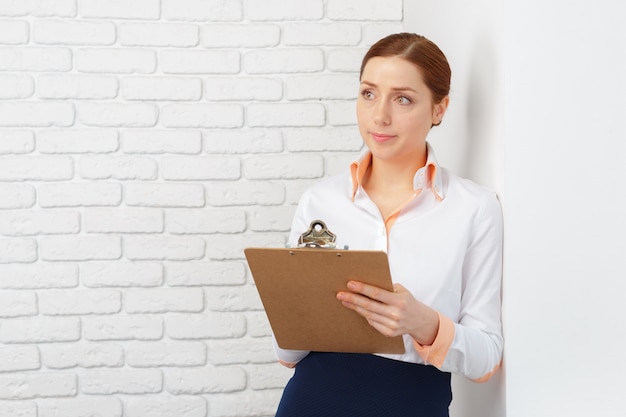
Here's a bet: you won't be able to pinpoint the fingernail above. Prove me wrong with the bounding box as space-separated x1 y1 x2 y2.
347 281 357 290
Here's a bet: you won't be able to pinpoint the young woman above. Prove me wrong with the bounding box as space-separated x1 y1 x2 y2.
273 33 503 417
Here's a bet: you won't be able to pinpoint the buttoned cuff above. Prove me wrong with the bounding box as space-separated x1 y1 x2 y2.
412 312 455 368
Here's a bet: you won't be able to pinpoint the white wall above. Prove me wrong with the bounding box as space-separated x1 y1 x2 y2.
406 1 626 416
0 1 403 416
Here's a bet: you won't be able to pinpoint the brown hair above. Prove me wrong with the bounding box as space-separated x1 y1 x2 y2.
360 33 451 106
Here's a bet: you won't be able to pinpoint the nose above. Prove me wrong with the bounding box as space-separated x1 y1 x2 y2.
373 100 391 125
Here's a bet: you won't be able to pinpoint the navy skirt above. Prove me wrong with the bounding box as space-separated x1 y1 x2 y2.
275 352 452 417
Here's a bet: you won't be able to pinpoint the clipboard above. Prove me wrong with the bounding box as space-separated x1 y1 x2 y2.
244 221 405 354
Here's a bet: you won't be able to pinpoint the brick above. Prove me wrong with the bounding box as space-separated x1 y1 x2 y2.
83 315 163 341
119 22 198 47
0 239 37 263
204 77 282 101
37 75 119 100
40 343 124 369
83 208 164 233
81 369 162 394
166 261 246 286
328 100 358 126
163 0 242 22
0 73 34 98
0 102 74 127
205 234 285 260
0 291 37 317
285 179 317 205
248 103 325 127
205 286 263 312
33 20 115 45
81 262 163 288
284 23 361 46
0 346 41 370
248 206 297 232
38 129 119 153
284 127 363 151
0 19 28 43
0 401 37 417
200 24 279 47
78 0 160 20
124 235 206 262
77 102 158 127
0 316 80 343
124 287 204 313
327 0 403 21
165 366 246 394
125 183 205 208
0 47 71 71
243 49 324 74
0 264 78 289
39 289 121 315
0 0 76 17
121 130 201 154
204 129 283 154
38 183 122 208
127 342 206 367
161 156 240 180
167 209 246 234
167 312 246 339
0 183 35 209
246 312 272 338
247 363 293 390
37 397 123 417
247 0 324 21
286 75 358 100
161 50 239 74
161 103 243 128
0 210 79 236
40 236 122 261
125 396 206 417
207 338 274 365
327 47 366 72
121 76 201 101
207 181 284 206
77 155 157 180
244 154 324 179
75 48 156 73
0 130 34 154
0 373 76 400
209 390 283 417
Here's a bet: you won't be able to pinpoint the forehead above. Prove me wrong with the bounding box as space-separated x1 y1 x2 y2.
360 56 426 87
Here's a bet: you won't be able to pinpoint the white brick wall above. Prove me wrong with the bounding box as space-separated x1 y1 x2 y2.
0 0 403 415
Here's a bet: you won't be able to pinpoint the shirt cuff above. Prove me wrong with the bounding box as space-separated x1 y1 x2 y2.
412 311 455 368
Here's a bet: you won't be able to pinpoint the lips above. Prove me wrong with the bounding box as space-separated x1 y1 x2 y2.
370 132 396 143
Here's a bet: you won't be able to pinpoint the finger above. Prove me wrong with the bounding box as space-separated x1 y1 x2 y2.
346 281 395 304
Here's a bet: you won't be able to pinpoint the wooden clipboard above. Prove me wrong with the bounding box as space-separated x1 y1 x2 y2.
244 246 405 354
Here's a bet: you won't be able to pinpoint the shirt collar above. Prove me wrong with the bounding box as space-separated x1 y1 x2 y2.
350 142 445 201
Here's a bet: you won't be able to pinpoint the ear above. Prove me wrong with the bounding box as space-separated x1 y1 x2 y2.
432 95 450 125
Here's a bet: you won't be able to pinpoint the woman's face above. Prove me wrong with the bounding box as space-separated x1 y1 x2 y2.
356 56 447 165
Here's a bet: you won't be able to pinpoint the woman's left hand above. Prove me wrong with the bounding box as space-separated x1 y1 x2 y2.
336 281 440 346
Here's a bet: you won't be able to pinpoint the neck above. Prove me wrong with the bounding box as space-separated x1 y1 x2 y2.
365 148 427 192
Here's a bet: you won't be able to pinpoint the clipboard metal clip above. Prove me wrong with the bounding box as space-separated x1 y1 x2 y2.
298 220 337 249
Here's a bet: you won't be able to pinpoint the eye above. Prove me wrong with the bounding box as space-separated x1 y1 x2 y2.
360 89 375 100
396 95 412 105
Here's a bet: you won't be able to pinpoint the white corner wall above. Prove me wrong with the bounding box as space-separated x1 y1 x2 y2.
406 1 626 416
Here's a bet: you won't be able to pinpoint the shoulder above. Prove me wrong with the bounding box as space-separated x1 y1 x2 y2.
442 168 501 219
299 171 352 201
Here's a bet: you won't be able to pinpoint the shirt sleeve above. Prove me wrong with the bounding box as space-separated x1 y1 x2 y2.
414 191 504 381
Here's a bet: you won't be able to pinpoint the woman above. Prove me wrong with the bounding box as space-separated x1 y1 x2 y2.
274 33 503 417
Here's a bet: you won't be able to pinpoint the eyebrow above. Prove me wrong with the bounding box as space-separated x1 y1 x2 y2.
360 81 418 94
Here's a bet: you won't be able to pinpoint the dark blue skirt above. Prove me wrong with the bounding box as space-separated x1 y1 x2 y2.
275 352 452 417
